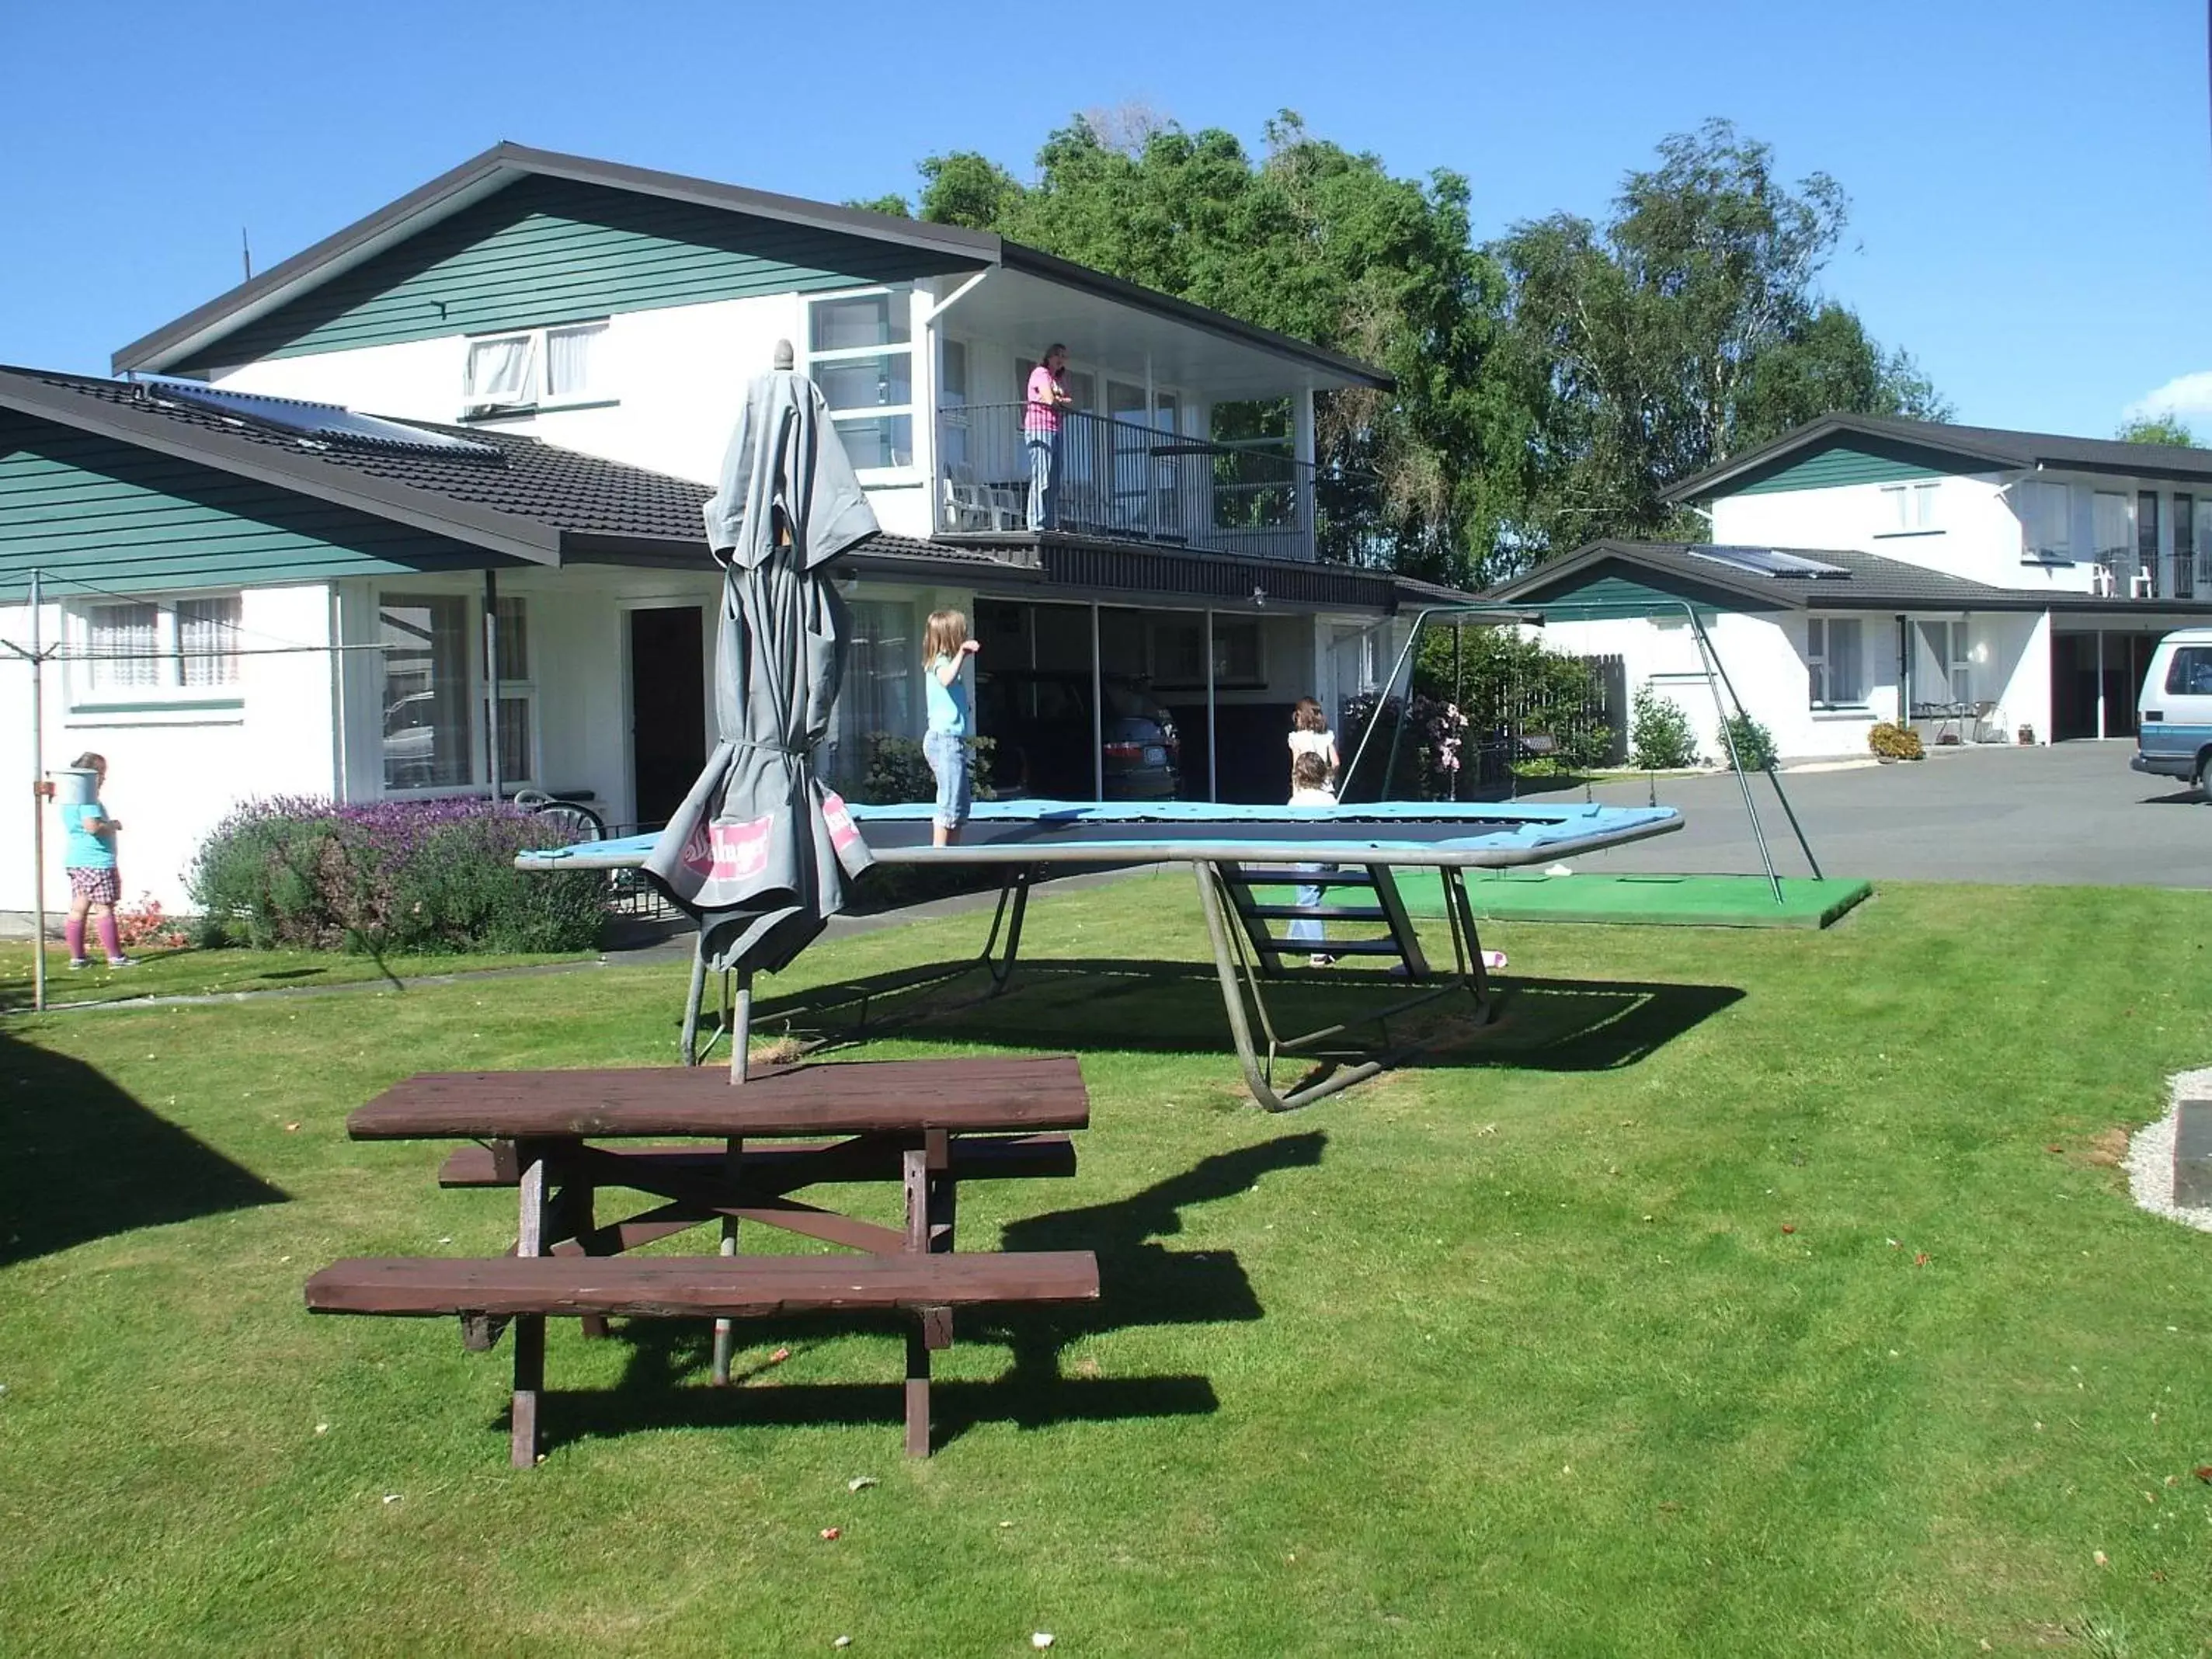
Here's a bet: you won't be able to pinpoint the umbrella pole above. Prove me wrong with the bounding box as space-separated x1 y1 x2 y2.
729 969 753 1083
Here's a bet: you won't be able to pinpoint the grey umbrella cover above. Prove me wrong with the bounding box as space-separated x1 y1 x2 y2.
642 368 879 973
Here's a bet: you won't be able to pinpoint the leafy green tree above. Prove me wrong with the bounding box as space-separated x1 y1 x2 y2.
1494 120 1946 557
2116 413 2199 447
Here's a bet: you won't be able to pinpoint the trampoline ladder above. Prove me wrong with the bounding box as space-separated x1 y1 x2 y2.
1216 864 1432 979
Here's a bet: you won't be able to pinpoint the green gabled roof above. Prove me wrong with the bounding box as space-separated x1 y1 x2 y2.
112 144 1393 391
1669 413 2212 503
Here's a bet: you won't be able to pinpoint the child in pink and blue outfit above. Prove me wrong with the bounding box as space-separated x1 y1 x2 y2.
59 752 135 969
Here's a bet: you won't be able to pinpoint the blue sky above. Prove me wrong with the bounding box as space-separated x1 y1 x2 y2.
4 0 2205 437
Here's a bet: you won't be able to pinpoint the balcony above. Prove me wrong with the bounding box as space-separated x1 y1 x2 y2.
934 402 1323 562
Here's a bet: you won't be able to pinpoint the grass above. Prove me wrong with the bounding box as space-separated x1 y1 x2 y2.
2 872 2210 1655
0 941 597 1012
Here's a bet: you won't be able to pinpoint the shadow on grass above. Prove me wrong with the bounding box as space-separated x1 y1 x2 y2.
736 957 1744 1077
0 1028 286 1266
525 1133 1323 1455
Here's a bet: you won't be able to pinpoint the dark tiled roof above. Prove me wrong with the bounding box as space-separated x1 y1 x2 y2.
1491 539 2212 617
1 367 710 549
1670 412 2212 502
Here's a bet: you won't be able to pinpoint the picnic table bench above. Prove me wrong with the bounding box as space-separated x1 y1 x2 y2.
306 1055 1097 1465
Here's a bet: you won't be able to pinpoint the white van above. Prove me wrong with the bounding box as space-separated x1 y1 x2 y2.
2133 627 2212 793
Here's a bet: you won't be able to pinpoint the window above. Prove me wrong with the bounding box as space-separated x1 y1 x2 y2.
379 593 472 790
1914 621 1972 707
1146 616 1264 689
2092 490 2134 587
1806 616 1865 707
1878 481 1939 533
2164 646 2212 696
2139 491 2162 597
938 339 969 471
808 290 913 470
2014 478 2072 562
462 322 609 416
75 595 243 701
492 595 536 787
826 600 916 786
2176 494 2196 600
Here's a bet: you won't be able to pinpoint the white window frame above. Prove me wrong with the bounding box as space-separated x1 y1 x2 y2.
1876 480 1940 535
805 287 917 479
66 591 245 711
461 321 613 419
2012 478 2074 563
374 589 540 797
1806 615 1866 710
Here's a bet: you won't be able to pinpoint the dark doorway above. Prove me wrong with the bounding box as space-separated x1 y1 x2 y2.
2052 630 2162 741
629 606 707 828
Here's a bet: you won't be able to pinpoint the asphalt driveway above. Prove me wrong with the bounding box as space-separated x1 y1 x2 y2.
1523 741 2211 887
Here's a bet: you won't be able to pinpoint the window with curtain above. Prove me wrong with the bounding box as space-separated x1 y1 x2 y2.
463 322 609 414
1806 616 1864 707
1878 481 1939 532
86 603 159 690
464 335 536 410
2012 479 2072 561
808 291 914 470
492 595 535 786
2092 491 2134 583
176 596 242 687
1913 621 1971 708
2175 494 2195 600
826 600 916 787
379 593 472 790
938 338 969 470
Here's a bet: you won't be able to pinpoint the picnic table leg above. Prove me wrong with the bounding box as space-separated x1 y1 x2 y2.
903 1133 954 1457
511 1150 548 1469
711 1136 743 1385
573 1178 608 1341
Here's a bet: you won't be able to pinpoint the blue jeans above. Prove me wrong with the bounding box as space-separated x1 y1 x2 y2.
1025 431 1059 530
1288 863 1327 945
924 730 971 830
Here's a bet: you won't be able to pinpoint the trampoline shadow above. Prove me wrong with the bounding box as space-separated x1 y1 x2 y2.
736 956 1743 1076
0 1028 287 1266
522 1132 1320 1456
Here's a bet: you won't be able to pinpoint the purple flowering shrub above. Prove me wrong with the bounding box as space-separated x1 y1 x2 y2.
187 796 603 954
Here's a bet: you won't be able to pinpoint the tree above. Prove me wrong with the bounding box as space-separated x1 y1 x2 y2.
2116 412 2198 447
1494 120 1946 558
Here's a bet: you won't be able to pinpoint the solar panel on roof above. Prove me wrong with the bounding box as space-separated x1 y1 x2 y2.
1687 546 1849 579
137 377 502 460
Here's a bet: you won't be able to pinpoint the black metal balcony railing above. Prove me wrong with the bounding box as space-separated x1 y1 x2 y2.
934 402 1319 562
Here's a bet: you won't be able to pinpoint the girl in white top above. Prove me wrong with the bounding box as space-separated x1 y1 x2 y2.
1289 697 1338 791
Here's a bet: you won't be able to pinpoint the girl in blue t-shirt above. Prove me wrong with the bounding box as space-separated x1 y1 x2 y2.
921 608 981 846
59 752 134 969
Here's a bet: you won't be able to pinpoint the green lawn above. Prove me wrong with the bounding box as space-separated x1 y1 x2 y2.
2 875 2209 1656
0 941 596 1012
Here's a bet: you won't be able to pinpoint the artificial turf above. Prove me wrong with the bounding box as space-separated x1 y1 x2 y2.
2 875 2208 1656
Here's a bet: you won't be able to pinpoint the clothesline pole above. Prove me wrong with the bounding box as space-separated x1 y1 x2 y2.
28 569 47 1014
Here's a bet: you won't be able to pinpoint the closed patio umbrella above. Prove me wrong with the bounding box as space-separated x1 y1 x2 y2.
643 343 878 1065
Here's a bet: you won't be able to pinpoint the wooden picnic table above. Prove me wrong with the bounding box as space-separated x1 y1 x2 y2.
310 1055 1096 1464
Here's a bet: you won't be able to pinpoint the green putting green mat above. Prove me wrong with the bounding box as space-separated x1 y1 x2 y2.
1254 871 1872 930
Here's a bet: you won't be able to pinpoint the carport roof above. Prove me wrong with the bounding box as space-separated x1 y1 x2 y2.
1487 540 2212 617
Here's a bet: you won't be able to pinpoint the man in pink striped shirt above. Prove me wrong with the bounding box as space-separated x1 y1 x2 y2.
1024 343 1072 531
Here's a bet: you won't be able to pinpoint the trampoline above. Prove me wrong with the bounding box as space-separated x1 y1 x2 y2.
521 798 1681 1111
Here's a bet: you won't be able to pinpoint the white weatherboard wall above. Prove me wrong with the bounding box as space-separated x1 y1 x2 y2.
1713 474 2047 589
0 584 339 916
212 287 941 539
215 291 809 494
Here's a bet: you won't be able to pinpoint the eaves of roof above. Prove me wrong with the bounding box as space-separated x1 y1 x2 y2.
1667 412 2212 504
0 366 565 565
111 143 1393 393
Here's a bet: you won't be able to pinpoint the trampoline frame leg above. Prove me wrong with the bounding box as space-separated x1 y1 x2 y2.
1191 860 1494 1112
